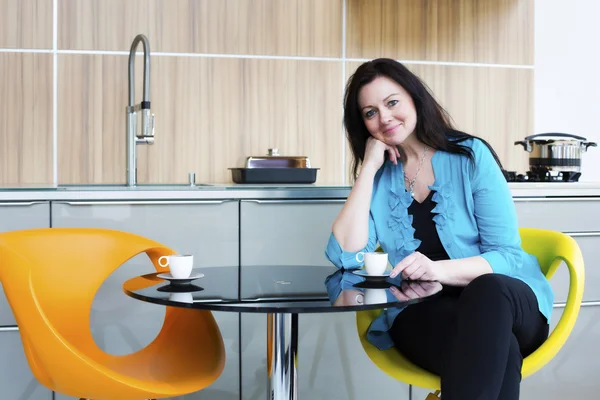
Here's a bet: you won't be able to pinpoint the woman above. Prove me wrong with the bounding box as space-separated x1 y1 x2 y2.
325 58 553 400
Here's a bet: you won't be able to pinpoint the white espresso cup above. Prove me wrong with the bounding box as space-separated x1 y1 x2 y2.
355 252 388 276
158 254 194 279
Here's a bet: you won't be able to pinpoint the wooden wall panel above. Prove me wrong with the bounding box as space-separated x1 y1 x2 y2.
0 0 53 49
57 55 129 184
2 0 534 186
347 0 534 65
58 55 343 185
345 62 531 183
58 0 343 57
0 54 53 184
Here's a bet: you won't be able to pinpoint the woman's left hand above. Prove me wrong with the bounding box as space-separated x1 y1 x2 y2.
389 251 446 283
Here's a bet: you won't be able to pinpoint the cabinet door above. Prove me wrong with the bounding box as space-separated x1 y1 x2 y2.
240 199 345 268
0 330 53 400
240 313 409 400
520 305 600 398
0 202 50 326
51 200 240 400
514 198 600 232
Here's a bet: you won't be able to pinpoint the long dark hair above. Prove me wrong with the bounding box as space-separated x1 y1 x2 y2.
343 58 503 179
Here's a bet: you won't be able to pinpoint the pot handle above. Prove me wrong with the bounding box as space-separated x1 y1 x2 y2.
585 142 598 150
524 132 588 141
514 140 532 152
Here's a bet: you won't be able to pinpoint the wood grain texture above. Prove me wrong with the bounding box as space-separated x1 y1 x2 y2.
0 0 53 49
345 61 531 183
0 53 53 184
57 54 128 184
347 0 534 65
58 0 343 57
58 55 343 185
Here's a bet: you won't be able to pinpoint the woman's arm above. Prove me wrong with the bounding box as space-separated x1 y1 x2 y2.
331 164 378 251
326 138 399 268
436 256 492 286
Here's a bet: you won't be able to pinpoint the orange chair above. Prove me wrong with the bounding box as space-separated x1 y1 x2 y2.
0 228 225 400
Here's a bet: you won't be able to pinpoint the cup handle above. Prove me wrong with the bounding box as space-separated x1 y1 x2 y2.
355 252 365 263
158 256 169 267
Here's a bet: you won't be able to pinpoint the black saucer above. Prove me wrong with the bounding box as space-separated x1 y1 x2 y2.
157 284 204 293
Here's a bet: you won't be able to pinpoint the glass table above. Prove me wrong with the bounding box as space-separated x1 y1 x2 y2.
123 265 442 400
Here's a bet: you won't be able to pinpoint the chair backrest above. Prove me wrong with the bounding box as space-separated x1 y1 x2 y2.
519 227 582 280
518 227 585 377
0 228 175 375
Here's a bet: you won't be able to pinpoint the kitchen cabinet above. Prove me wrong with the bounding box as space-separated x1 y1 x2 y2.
514 197 600 232
239 199 345 269
520 305 600 399
239 199 410 399
51 200 240 400
0 329 53 400
240 312 409 400
0 202 53 400
0 201 50 325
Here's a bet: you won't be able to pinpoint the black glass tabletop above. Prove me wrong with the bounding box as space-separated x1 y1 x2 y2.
122 265 442 313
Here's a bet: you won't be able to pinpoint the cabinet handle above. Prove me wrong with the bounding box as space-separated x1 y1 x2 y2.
243 199 346 204
53 200 234 205
513 197 600 202
0 326 18 332
566 232 600 237
0 202 46 206
243 296 329 302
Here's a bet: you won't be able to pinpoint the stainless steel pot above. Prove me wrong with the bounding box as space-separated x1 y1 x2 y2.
514 133 597 173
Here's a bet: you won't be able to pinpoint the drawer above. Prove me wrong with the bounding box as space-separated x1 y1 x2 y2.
240 199 345 267
515 198 600 232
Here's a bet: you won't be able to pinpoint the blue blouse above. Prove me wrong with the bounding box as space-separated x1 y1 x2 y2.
325 138 554 350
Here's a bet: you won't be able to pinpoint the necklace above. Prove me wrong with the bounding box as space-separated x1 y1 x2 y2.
403 146 429 197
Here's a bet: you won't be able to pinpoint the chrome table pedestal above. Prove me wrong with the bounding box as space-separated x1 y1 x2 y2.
267 313 298 400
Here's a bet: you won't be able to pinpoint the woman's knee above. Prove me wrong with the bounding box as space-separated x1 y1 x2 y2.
457 274 513 312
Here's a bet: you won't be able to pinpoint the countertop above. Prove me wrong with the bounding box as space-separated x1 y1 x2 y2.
0 182 600 201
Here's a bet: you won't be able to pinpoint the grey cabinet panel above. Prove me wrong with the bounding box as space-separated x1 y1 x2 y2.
515 198 600 232
240 313 409 400
547 234 600 303
240 200 345 268
520 305 600 399
0 202 50 326
51 201 240 399
0 330 53 400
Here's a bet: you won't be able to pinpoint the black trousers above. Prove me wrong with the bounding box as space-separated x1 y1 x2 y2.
389 274 549 400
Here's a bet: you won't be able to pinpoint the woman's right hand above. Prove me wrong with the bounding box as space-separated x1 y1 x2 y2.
362 137 400 172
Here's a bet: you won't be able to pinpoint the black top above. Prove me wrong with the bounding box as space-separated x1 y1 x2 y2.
122 265 442 313
408 190 451 261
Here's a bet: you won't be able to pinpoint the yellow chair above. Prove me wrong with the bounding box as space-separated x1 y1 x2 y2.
356 228 585 397
0 228 225 400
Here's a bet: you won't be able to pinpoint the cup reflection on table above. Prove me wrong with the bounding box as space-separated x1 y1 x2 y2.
168 292 194 303
333 280 442 306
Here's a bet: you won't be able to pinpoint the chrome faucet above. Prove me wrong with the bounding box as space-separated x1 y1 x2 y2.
126 34 155 186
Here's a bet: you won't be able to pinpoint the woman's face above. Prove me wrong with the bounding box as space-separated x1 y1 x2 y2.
357 76 417 146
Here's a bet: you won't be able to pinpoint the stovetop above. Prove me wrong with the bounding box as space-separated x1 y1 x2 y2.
503 170 581 183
